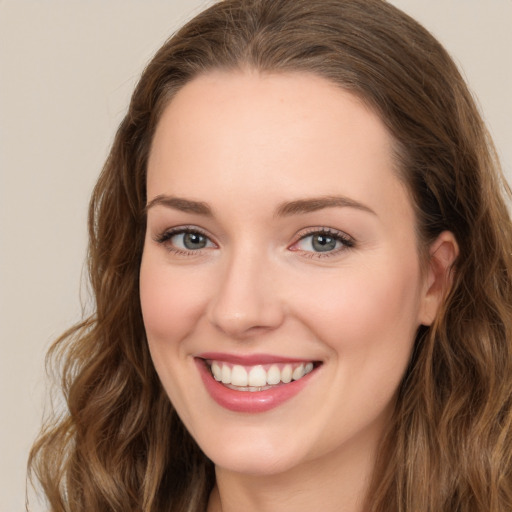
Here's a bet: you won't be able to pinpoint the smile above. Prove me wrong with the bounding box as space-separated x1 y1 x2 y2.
195 354 321 413
208 360 315 391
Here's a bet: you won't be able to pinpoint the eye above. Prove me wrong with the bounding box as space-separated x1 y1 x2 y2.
175 231 211 250
290 228 354 256
154 227 216 253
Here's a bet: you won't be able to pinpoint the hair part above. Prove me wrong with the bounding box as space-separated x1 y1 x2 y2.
29 1 512 511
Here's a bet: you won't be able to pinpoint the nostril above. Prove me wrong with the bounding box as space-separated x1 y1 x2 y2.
207 297 285 338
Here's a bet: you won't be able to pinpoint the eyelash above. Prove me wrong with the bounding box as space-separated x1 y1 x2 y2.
153 226 215 256
292 227 355 258
153 226 355 258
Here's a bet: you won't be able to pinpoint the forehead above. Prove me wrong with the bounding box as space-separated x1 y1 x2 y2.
147 70 410 222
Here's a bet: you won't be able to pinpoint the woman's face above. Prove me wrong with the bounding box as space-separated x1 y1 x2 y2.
140 71 436 476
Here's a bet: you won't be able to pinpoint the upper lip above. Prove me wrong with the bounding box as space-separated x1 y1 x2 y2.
196 352 318 366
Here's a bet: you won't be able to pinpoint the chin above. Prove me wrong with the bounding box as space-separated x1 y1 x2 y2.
209 450 306 477
196 426 312 476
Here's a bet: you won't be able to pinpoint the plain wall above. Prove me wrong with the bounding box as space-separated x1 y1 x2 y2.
1 1 510 510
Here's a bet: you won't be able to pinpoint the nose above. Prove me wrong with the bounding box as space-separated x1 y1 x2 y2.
207 249 285 339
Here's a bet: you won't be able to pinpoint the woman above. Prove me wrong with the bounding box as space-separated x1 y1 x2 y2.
29 0 512 511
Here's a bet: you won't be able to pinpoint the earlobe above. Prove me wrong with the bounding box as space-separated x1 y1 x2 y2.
419 231 459 326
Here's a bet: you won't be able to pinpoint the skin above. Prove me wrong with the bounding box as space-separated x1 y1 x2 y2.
139 70 457 512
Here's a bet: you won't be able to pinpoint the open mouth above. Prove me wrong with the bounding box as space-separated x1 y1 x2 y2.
195 356 322 412
203 359 321 392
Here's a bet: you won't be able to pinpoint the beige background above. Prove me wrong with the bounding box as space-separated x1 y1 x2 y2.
1 1 511 510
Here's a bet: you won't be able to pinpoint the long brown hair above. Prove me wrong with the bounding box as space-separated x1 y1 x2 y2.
29 1 512 510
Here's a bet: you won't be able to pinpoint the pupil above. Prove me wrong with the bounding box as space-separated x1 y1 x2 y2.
312 235 336 252
183 232 206 249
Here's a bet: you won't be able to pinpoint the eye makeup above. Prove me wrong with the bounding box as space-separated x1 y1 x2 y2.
153 224 355 260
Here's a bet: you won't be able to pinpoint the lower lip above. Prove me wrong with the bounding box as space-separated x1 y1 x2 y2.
195 359 317 413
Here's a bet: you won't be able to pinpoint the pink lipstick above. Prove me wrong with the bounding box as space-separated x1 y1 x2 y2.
195 353 320 413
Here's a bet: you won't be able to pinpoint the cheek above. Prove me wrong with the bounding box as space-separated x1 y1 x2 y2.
139 254 210 344
139 253 210 420
290 261 422 442
291 258 423 352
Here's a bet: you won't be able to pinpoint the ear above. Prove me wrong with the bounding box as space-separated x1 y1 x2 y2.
418 231 459 326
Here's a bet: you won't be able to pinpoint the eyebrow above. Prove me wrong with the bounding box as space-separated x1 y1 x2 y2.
144 194 376 217
145 195 213 216
275 195 376 217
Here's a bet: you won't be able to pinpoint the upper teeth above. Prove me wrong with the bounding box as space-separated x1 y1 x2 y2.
210 361 314 388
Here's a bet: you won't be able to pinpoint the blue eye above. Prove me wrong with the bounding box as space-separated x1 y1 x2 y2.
298 233 339 252
293 229 354 255
155 228 215 252
174 231 210 250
